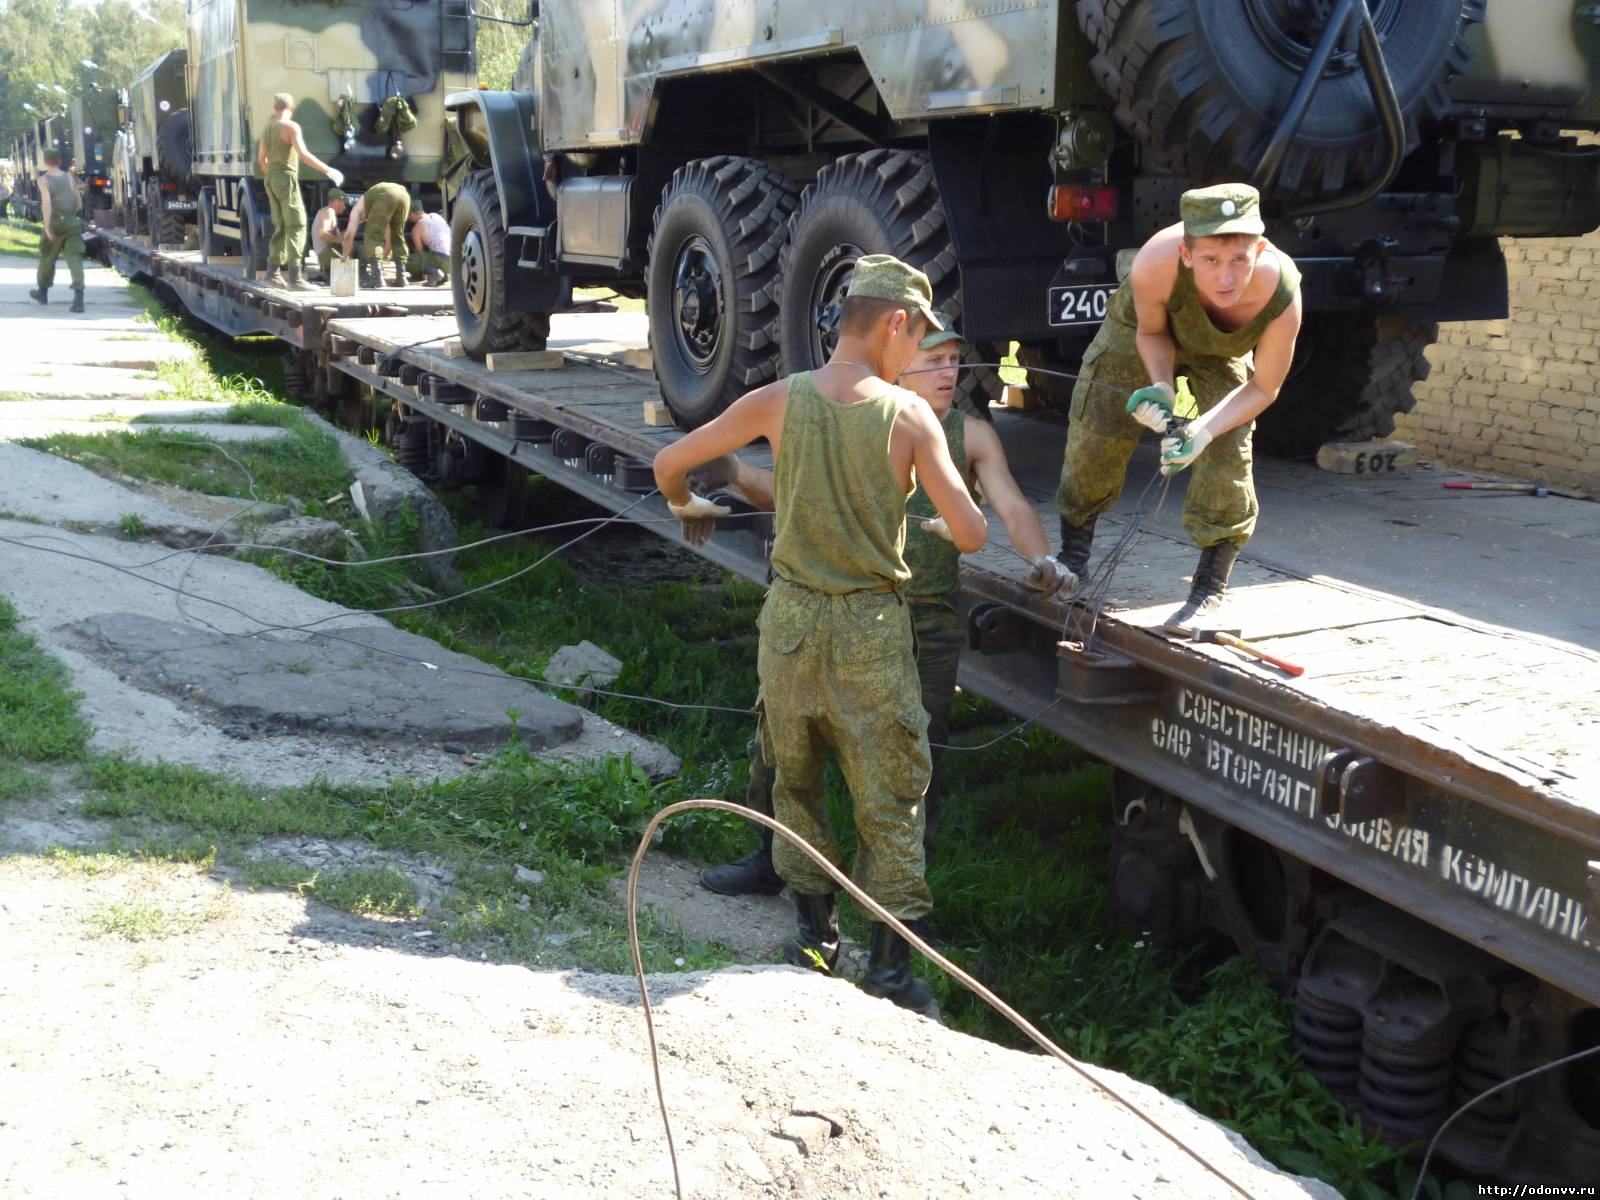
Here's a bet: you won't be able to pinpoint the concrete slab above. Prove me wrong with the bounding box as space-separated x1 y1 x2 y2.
0 365 173 400
62 612 587 751
0 443 220 544
135 422 289 443
0 399 234 442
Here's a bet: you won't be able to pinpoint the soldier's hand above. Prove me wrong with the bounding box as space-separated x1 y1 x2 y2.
919 516 953 543
1025 553 1075 599
1159 424 1214 476
1125 383 1175 432
668 493 730 546
326 167 344 188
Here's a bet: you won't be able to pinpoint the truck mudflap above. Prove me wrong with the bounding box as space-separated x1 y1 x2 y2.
443 90 549 231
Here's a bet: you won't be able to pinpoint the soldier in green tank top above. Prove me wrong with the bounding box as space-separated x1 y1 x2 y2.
29 148 85 311
654 256 987 1017
1055 184 1303 630
698 316 1072 904
255 93 344 292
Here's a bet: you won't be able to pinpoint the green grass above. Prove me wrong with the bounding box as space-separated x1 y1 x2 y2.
0 595 90 763
0 220 41 258
238 858 421 917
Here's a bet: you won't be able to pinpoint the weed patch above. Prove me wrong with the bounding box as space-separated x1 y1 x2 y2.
0 596 90 763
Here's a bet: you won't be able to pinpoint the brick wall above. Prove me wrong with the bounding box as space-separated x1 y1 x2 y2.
1394 235 1600 494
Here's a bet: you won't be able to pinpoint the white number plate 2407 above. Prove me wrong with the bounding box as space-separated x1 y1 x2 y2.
1048 284 1115 328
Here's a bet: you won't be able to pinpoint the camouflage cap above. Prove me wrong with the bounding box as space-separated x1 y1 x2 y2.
919 310 966 350
846 254 944 332
1180 183 1265 239
408 199 424 215
327 188 347 203
272 92 295 110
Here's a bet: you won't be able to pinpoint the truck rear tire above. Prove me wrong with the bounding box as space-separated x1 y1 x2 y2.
146 180 184 248
1075 0 1478 197
240 183 270 280
157 110 193 189
1256 311 1436 458
646 155 798 429
776 149 999 416
451 169 551 360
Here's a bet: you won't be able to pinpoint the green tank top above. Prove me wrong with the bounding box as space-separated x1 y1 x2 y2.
1091 249 1300 363
903 406 973 597
261 116 298 176
43 170 79 215
770 372 915 594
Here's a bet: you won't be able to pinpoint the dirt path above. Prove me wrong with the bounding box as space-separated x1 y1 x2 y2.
0 824 1336 1200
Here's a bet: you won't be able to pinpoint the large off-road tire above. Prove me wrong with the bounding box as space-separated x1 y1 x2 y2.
776 150 1000 417
1256 311 1436 458
645 155 797 429
145 179 184 247
1076 0 1480 197
157 109 193 189
451 169 550 360
281 347 318 402
240 183 270 280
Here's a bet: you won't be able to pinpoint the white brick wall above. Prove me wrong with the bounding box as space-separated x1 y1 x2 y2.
1396 234 1600 493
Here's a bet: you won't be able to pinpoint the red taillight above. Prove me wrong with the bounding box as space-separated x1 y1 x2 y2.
160 182 177 192
1048 184 1118 222
93 177 108 187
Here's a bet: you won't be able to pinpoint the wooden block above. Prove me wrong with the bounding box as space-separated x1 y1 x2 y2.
1002 384 1040 411
618 347 653 371
485 349 565 372
642 399 675 427
442 338 464 358
1315 440 1417 476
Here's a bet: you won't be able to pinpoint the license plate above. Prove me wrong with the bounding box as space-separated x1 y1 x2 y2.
1048 283 1115 328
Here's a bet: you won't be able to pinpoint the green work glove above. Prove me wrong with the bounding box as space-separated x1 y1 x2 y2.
1159 425 1214 476
1125 382 1175 432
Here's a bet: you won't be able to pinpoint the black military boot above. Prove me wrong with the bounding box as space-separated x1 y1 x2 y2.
782 892 839 974
28 287 47 305
261 265 285 288
389 260 407 287
68 288 84 313
285 263 315 292
359 260 382 290
1163 542 1241 633
862 923 940 1018
700 827 784 896
1058 514 1098 579
424 267 446 288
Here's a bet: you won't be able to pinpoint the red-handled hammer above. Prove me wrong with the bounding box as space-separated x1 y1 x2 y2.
1187 628 1306 677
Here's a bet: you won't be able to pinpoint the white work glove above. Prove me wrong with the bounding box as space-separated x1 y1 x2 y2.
667 492 731 521
919 516 953 543
325 168 345 188
1024 554 1075 599
1125 382 1175 433
1160 424 1214 476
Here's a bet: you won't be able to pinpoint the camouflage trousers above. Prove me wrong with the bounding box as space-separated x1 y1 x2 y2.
359 193 409 265
757 579 933 920
263 171 306 268
1056 351 1258 549
37 213 84 291
315 244 343 275
744 597 962 862
406 250 449 278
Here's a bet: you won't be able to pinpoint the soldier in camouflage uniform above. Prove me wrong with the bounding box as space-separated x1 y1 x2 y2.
700 314 1072 899
1056 184 1302 630
310 189 349 279
654 256 987 1016
29 149 85 313
344 181 411 289
256 93 343 292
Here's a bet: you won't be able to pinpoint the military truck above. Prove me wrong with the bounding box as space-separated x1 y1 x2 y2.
444 1 1600 453
184 0 476 279
115 49 196 245
68 86 122 217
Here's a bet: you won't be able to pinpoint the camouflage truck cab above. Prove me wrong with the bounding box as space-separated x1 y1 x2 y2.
68 87 122 217
448 0 1600 450
185 0 476 278
117 49 196 246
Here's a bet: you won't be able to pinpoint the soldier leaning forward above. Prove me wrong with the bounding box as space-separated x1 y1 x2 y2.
256 92 343 292
654 256 987 1018
30 148 85 313
344 182 412 289
1055 184 1303 630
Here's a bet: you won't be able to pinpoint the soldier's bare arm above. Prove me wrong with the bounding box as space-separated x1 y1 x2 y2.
902 404 986 553
965 418 1050 560
653 382 788 509
1188 287 1304 438
1130 228 1181 391
342 200 365 254
286 121 336 179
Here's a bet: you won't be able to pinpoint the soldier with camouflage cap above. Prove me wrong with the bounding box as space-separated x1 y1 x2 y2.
310 187 349 280
1055 183 1302 630
256 93 344 292
655 255 986 1018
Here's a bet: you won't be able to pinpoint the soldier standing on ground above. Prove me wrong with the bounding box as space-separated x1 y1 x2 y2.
654 256 987 1017
29 148 85 313
405 200 450 287
255 93 343 292
343 181 411 289
699 314 1073 899
1056 184 1302 630
310 188 348 281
